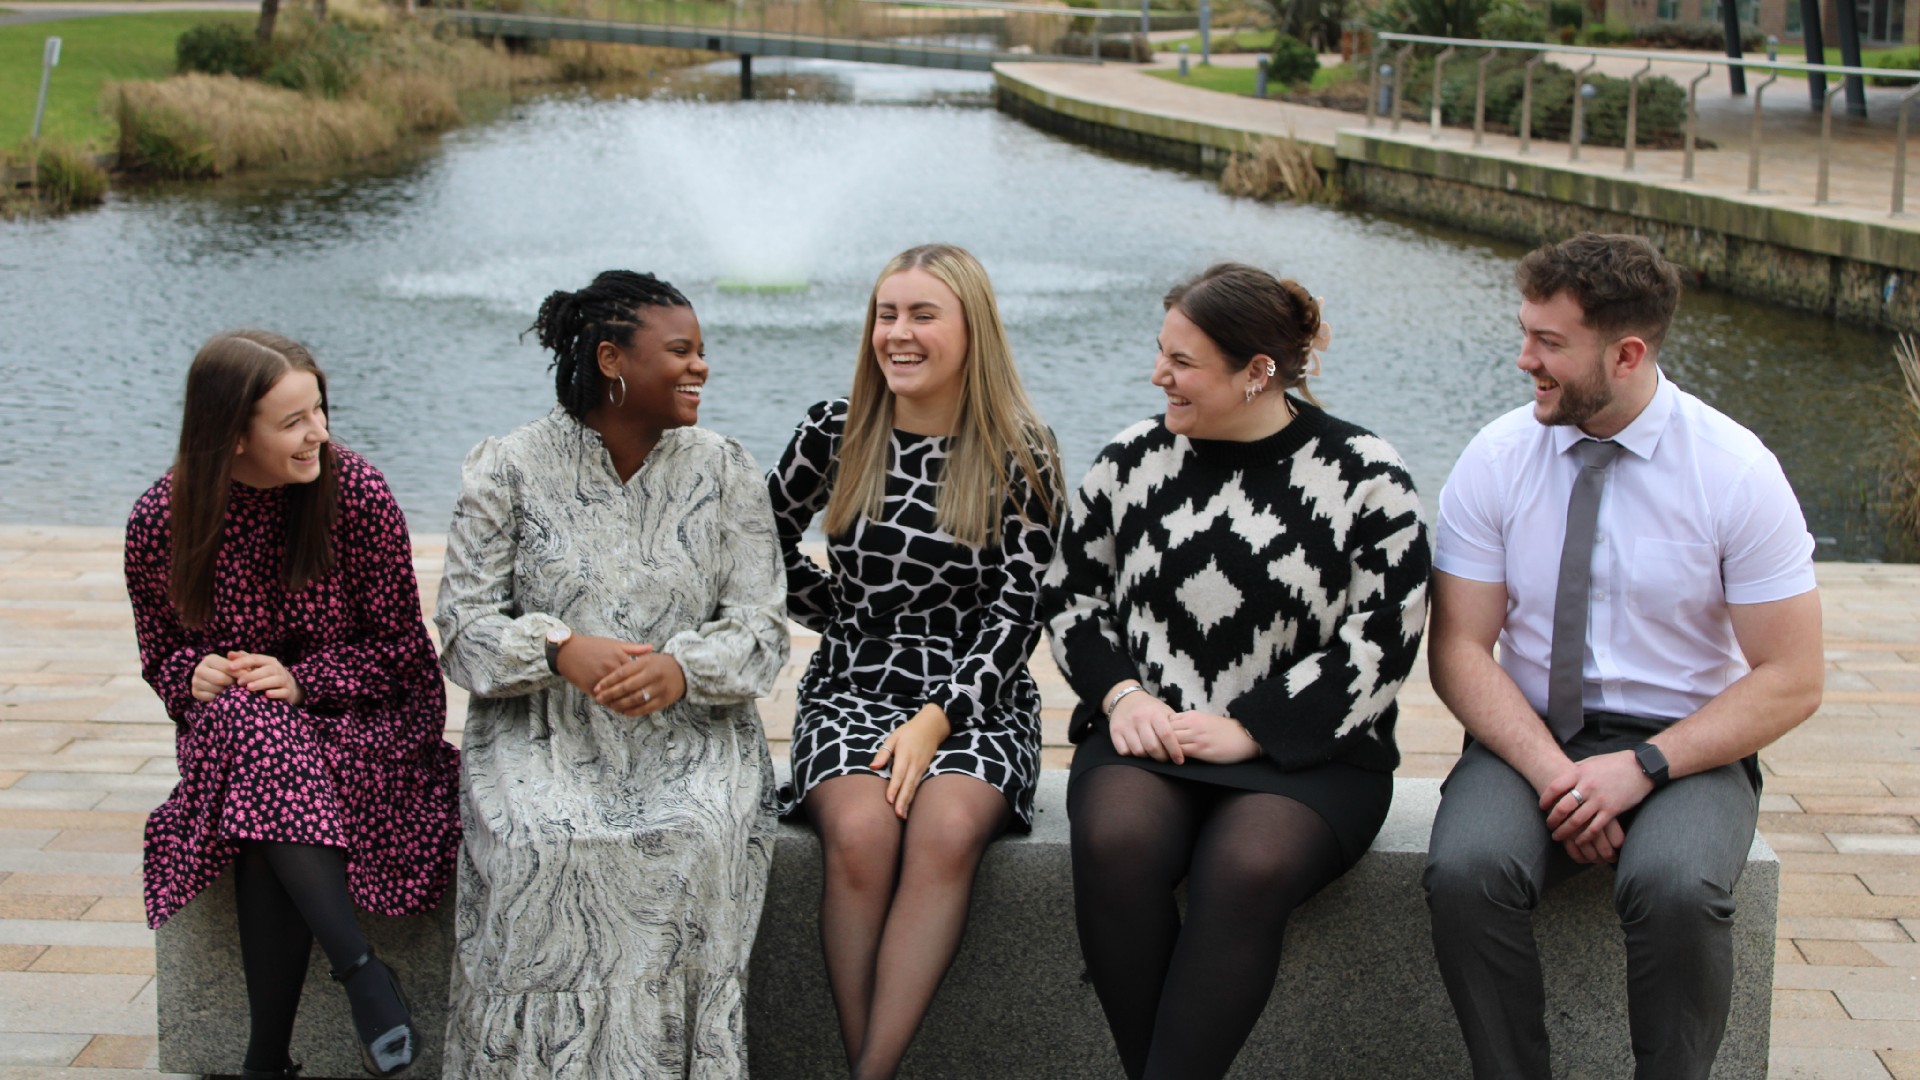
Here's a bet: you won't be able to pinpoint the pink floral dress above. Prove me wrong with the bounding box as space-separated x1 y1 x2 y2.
125 448 461 929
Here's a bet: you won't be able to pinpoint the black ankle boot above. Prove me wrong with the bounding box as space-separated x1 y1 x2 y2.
330 949 415 1078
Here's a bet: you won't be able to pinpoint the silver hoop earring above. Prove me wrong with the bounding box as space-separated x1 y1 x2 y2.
608 374 628 408
1244 384 1260 404
1265 358 1277 377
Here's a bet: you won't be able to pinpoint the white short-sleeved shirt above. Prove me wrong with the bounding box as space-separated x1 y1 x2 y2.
1434 372 1817 724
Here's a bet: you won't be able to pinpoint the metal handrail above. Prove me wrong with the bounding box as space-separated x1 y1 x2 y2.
1568 56 1596 161
1817 82 1846 203
1390 43 1412 134
1684 64 1712 180
1473 49 1493 146
1897 84 1920 214
1747 68 1778 193
1623 58 1652 171
1371 30 1920 216
1431 44 1455 141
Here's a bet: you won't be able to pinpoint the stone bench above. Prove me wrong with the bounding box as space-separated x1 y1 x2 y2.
156 774 1777 1078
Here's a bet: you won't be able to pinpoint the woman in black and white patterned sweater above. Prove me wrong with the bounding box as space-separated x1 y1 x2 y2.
767 244 1062 1080
1041 263 1431 1080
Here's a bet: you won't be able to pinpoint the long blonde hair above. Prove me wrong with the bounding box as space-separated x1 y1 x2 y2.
824 244 1059 547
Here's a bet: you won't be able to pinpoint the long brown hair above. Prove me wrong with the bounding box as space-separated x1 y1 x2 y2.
168 330 339 629
824 244 1058 548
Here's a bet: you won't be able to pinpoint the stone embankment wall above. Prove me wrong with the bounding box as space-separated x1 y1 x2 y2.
995 71 1920 332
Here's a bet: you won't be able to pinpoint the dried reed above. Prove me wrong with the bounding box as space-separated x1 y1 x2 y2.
1892 334 1920 540
109 74 398 177
33 142 110 209
1218 134 1326 202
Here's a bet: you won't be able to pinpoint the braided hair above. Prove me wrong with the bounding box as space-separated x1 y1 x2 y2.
528 271 692 419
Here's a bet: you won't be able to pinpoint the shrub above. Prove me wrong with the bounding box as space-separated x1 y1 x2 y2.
1575 19 1634 44
33 142 108 209
1481 0 1546 42
176 22 263 77
1270 34 1320 86
1403 53 1688 146
1546 0 1584 28
1624 19 1763 49
1870 46 1920 88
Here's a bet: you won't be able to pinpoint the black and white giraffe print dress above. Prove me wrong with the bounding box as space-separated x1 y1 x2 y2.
767 399 1063 828
1041 399 1431 866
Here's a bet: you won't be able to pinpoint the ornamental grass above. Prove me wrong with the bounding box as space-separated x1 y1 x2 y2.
108 73 397 178
1219 134 1327 203
1893 334 1920 542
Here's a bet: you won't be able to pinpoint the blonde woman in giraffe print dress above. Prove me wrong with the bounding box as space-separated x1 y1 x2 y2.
766 244 1063 1080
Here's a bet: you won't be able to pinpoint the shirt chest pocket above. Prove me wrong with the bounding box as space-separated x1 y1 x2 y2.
1626 538 1721 621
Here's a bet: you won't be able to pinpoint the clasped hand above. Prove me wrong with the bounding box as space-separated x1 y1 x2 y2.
555 635 687 718
1107 686 1260 765
192 651 303 705
1538 750 1653 865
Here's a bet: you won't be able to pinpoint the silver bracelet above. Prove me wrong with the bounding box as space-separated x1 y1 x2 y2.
1104 684 1147 717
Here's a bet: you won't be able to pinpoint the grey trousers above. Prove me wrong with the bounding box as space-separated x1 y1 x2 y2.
1422 714 1760 1080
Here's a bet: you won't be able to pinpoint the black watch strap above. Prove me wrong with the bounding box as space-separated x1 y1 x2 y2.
1633 742 1671 789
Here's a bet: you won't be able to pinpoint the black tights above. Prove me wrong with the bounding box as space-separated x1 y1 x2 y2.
233 841 405 1072
1069 765 1345 1080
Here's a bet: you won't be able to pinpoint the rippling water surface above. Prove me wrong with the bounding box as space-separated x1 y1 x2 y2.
0 59 1906 559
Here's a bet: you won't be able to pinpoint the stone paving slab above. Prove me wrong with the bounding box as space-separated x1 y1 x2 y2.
0 524 1917 1076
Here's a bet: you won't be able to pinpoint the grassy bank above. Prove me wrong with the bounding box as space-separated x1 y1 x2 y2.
1147 62 1347 95
1 11 251 148
98 4 708 179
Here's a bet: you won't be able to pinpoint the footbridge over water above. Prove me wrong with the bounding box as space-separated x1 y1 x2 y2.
436 0 1197 75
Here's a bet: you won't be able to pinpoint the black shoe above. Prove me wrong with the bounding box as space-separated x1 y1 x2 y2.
330 949 416 1078
240 1065 302 1079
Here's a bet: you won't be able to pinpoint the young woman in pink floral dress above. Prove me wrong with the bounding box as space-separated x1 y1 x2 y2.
125 330 461 1079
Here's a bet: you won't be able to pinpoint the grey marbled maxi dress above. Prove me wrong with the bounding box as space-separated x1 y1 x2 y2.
435 409 790 1079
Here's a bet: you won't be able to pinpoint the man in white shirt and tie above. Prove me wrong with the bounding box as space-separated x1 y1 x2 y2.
1422 232 1825 1079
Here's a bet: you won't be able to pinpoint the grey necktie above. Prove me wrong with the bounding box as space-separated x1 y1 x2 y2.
1547 438 1624 742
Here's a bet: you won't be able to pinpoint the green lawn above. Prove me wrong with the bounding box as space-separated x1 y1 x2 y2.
1152 28 1277 54
1147 60 1347 96
1 10 252 149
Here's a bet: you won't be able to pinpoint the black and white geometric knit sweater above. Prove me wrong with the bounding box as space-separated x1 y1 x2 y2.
1040 399 1431 776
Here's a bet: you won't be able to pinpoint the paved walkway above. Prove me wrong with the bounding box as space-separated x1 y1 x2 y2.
1 524 1919 1076
1010 43 1920 229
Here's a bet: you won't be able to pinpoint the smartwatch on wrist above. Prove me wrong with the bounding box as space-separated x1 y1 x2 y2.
544 625 573 674
1632 742 1671 789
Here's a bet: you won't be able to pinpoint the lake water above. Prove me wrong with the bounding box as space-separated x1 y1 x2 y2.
0 58 1907 559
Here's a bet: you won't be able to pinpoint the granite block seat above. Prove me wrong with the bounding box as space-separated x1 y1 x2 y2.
155 774 1777 1079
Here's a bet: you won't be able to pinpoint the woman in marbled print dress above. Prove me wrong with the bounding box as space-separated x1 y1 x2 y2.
1042 265 1430 1080
435 271 789 1079
126 330 459 1079
766 244 1063 1080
